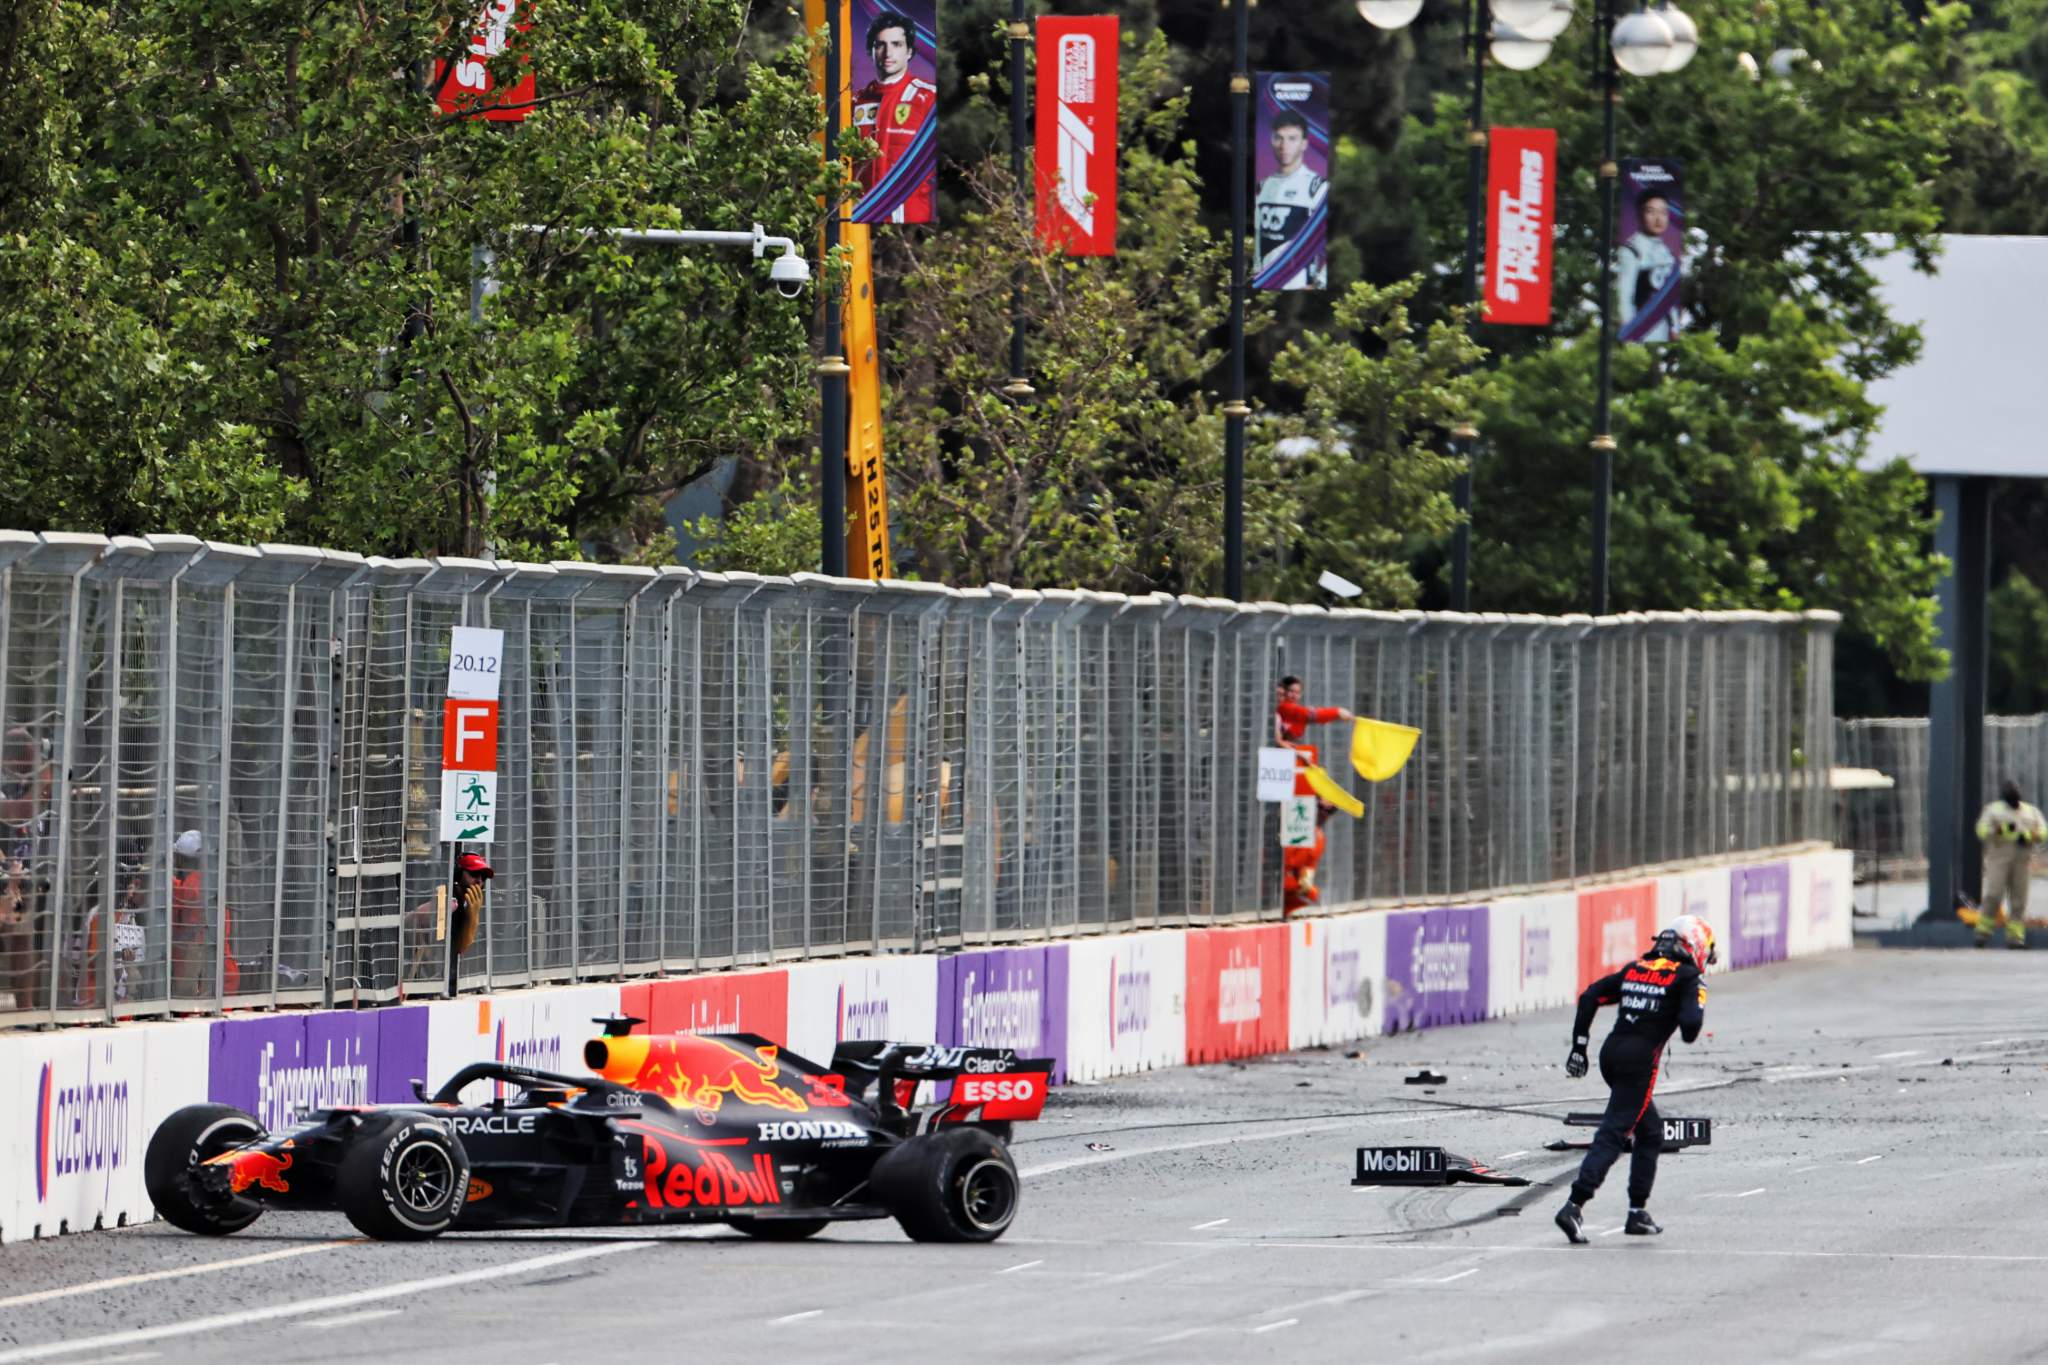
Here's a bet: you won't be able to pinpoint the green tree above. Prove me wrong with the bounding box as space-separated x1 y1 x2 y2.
1 0 831 561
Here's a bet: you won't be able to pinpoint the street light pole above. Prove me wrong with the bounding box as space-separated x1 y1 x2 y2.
1590 0 1619 616
1451 0 1490 611
820 0 851 577
1223 0 1251 601
1006 0 1036 399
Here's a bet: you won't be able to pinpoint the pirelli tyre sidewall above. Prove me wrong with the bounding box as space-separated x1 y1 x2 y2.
144 1103 267 1236
339 1113 470 1241
871 1127 1020 1243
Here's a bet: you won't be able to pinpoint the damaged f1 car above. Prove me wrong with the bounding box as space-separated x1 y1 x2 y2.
144 1022 1051 1244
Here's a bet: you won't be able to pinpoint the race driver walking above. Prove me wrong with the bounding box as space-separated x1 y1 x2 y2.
1556 915 1714 1243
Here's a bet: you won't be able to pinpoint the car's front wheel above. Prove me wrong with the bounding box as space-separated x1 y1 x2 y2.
143 1104 267 1236
870 1128 1020 1243
337 1114 470 1241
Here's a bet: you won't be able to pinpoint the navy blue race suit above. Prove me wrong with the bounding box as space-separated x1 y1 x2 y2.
1567 948 1705 1207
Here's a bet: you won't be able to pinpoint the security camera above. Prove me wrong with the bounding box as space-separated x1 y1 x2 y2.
769 251 811 299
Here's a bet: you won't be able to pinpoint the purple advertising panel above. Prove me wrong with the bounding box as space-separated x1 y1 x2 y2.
938 946 1071 1082
1253 72 1329 291
849 0 938 224
1383 907 1491 1033
1729 862 1791 968
210 1007 428 1132
1617 158 1683 342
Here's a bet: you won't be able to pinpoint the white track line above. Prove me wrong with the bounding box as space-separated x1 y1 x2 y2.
1251 1318 1300 1333
1856 1155 1885 1165
297 1309 401 1331
0 1241 650 1365
1190 1218 1230 1231
1872 1050 1923 1060
998 1260 1044 1273
772 1310 824 1325
0 1242 356 1310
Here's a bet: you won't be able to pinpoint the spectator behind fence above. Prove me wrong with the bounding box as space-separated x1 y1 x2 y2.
405 852 493 989
1974 780 2047 949
171 829 240 1002
1 725 54 1009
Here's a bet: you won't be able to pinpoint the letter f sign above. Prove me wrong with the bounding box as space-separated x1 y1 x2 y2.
442 700 499 771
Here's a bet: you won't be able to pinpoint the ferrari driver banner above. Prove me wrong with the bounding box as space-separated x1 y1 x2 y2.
1253 72 1329 291
1617 157 1684 342
432 0 537 122
1035 16 1119 255
1484 126 1556 325
851 0 939 224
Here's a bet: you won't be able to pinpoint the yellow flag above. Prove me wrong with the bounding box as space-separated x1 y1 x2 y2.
1301 764 1364 818
1351 717 1421 783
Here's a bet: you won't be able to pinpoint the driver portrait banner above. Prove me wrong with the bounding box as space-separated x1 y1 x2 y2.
1617 157 1684 342
1253 72 1329 291
1035 16 1119 256
1484 126 1556 325
432 0 537 122
850 0 939 224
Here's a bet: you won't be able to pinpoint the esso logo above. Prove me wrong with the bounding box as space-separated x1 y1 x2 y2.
956 1075 1039 1106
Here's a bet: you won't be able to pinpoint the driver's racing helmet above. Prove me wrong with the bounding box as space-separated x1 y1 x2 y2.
1656 914 1716 969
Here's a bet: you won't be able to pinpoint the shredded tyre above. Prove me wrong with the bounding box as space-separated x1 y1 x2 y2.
143 1104 267 1236
871 1127 1020 1243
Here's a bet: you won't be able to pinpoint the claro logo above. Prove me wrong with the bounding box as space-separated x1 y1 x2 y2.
1054 34 1097 235
960 969 1042 1050
35 1052 131 1204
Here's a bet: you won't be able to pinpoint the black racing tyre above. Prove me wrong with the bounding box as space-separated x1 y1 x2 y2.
337 1114 469 1241
726 1217 831 1241
144 1104 267 1236
870 1128 1021 1243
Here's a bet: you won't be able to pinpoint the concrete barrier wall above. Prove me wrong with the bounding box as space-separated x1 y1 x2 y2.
0 847 1854 1242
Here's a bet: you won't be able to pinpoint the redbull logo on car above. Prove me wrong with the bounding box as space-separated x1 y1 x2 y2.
34 1051 132 1203
206 1141 294 1195
584 1034 806 1114
637 1136 782 1210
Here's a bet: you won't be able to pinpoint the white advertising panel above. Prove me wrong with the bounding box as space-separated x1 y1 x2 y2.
1065 932 1187 1082
1660 866 1734 975
1487 892 1580 1015
426 983 620 1105
6 1028 154 1239
783 956 941 1068
1790 849 1855 957
139 1019 213 1224
1287 911 1387 1049
0 1032 20 1241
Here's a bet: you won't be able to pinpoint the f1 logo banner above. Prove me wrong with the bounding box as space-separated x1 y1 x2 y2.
1253 72 1329 291
1035 17 1119 256
1484 126 1556 325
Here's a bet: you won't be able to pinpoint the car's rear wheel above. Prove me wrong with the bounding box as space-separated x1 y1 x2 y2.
337 1114 469 1241
144 1104 267 1236
726 1217 830 1240
870 1128 1020 1243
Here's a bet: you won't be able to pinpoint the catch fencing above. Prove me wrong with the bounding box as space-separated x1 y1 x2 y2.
1835 715 2048 882
0 530 1839 1027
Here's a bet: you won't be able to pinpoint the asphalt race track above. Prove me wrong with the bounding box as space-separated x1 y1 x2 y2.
7 948 2048 1364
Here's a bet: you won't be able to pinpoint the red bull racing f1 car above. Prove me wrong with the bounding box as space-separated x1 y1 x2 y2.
144 1021 1051 1244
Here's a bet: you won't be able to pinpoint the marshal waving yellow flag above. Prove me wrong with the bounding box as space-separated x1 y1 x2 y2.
1351 717 1421 782
1300 764 1364 818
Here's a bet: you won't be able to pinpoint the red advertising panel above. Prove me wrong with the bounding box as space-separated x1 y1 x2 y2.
1185 925 1289 1063
630 970 792 1042
441 700 499 772
1036 17 1119 255
1576 882 1658 990
433 0 537 122
1484 126 1556 325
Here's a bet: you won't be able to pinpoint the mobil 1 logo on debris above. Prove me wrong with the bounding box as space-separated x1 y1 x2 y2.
1353 1146 1448 1185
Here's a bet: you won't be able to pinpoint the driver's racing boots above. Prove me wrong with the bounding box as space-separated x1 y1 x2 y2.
1555 1199 1588 1244
1624 1209 1663 1236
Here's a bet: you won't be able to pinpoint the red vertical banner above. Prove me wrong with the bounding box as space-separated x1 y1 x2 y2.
1035 17 1119 256
1484 126 1556 325
432 0 537 121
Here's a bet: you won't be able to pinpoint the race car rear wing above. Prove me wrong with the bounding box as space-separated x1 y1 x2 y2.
828 1041 1054 1120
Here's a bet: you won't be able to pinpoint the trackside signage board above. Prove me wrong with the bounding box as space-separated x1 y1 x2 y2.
441 626 505 843
1353 1145 1447 1185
